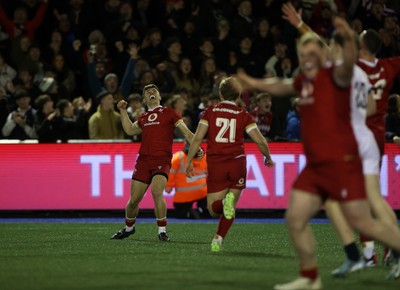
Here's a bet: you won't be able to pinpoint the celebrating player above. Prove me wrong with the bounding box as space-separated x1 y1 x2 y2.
185 76 274 252
281 1 400 275
238 18 400 289
111 84 202 241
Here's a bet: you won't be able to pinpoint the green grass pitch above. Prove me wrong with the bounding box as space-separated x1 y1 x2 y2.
0 222 399 290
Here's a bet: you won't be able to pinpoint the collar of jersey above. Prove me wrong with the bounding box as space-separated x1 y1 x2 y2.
221 100 236 105
147 105 162 112
358 58 378 67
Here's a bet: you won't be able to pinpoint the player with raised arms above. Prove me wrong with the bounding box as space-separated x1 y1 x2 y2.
111 84 202 241
281 2 400 277
238 17 400 289
185 76 275 252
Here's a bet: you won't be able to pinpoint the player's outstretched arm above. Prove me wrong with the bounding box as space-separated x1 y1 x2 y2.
247 126 275 167
332 17 357 88
117 100 142 136
237 71 296 97
185 123 208 177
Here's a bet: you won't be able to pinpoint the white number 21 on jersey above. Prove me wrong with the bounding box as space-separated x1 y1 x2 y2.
215 117 236 143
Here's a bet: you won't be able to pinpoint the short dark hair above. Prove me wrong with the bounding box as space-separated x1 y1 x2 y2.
361 29 381 55
35 94 51 109
142 84 159 96
57 99 70 114
127 93 142 103
219 77 241 101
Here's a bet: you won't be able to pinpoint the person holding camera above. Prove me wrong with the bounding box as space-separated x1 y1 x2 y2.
2 90 36 140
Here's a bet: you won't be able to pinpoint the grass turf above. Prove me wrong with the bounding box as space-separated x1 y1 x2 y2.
0 222 399 290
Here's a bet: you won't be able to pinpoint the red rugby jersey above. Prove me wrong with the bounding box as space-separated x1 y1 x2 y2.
357 57 400 134
293 67 359 164
200 101 257 157
137 106 183 158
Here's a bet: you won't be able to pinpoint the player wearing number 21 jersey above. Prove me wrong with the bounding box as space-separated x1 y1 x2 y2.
185 77 274 252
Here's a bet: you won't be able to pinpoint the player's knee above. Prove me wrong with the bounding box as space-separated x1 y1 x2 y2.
285 209 306 232
127 198 139 208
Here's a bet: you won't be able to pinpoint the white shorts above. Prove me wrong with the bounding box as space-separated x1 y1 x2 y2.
355 128 380 175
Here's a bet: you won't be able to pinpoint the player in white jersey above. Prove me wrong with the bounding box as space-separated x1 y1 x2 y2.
326 36 400 279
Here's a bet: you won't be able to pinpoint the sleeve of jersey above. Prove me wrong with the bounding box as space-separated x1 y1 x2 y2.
245 113 257 134
172 109 184 127
199 108 209 127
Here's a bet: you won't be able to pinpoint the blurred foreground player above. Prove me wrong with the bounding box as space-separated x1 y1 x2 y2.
185 77 274 252
238 18 400 290
111 84 202 241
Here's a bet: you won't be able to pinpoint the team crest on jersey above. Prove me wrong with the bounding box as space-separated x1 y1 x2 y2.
148 113 158 122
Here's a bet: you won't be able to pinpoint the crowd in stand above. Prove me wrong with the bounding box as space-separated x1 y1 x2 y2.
0 0 399 142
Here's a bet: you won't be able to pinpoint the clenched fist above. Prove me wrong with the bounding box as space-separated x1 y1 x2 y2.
117 100 128 111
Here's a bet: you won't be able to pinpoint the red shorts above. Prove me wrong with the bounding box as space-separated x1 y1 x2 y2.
293 159 366 202
132 155 171 184
206 155 246 193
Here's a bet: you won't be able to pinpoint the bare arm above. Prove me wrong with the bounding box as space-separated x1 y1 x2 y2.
237 71 296 97
366 92 376 117
332 17 357 88
247 127 275 167
117 100 142 136
177 121 194 143
185 123 208 177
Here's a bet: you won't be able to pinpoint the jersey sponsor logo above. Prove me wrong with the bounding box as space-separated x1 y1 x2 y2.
148 113 158 122
298 82 315 105
212 107 240 114
158 166 162 169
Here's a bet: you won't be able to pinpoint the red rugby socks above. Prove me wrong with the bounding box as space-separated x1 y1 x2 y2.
125 217 136 232
216 216 234 238
300 267 318 281
212 200 223 214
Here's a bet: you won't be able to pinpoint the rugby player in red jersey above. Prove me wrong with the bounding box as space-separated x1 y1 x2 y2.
111 84 202 241
184 76 275 252
238 17 400 289
281 1 400 270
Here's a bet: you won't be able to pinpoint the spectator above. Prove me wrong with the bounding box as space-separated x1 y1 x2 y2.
286 98 301 141
51 54 76 97
126 93 144 123
0 52 17 89
194 38 215 75
251 93 274 140
87 44 138 104
55 98 89 142
252 19 274 71
169 94 191 138
2 90 36 140
173 57 200 99
213 18 231 71
386 94 400 141
141 28 164 68
364 1 385 30
231 0 254 39
43 31 65 64
11 35 31 69
88 91 124 139
34 94 57 143
165 141 208 219
26 44 44 84
236 36 259 76
163 37 182 76
0 0 48 39
264 39 289 77
199 57 217 95
180 18 200 60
